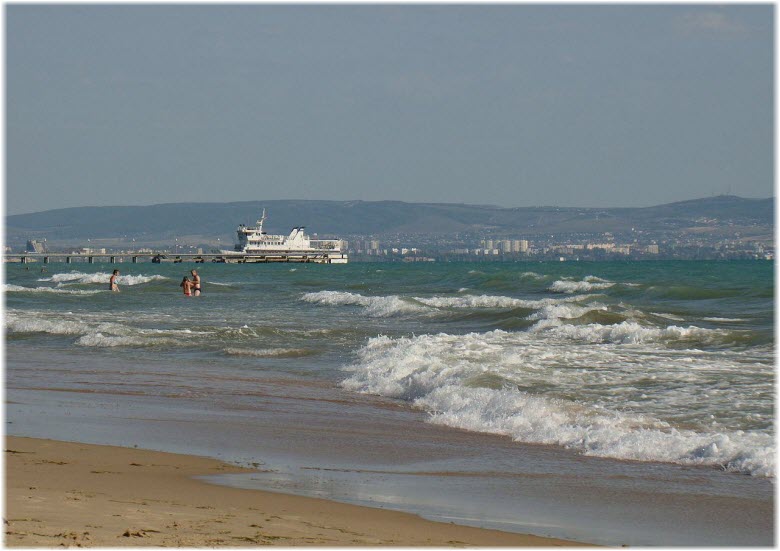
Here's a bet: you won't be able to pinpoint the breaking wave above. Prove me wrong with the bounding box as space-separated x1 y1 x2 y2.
341 329 773 476
40 271 170 286
5 284 103 295
549 275 616 293
6 313 94 335
530 319 730 345
75 333 174 348
301 291 429 317
6 310 184 348
302 290 597 318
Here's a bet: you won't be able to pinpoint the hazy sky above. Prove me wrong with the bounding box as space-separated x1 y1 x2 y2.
6 5 774 215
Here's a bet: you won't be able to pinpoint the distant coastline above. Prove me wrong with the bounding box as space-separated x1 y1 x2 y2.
5 195 773 261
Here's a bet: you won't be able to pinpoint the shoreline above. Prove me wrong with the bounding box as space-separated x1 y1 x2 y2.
5 436 585 547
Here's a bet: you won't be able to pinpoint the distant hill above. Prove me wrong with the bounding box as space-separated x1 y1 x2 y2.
5 195 773 247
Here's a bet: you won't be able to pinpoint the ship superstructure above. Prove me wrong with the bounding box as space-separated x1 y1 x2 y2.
223 209 348 264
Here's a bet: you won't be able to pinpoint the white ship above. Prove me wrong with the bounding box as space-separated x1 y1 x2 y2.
221 209 348 264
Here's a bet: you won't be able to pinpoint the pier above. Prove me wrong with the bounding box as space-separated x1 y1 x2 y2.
4 252 348 264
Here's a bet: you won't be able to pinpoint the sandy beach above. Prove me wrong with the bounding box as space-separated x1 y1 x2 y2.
5 436 583 547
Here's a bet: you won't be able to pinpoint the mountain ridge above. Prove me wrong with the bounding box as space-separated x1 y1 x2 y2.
6 195 773 246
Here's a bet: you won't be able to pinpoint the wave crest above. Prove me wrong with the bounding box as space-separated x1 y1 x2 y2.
549 276 615 293
5 284 103 295
302 290 598 317
40 271 170 286
341 330 773 476
301 291 428 317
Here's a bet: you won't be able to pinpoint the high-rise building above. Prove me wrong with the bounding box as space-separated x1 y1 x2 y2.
512 239 529 253
501 240 511 253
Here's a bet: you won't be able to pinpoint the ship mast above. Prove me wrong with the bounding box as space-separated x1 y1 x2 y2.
257 208 267 231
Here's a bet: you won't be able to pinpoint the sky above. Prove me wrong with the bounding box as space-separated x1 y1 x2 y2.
6 4 774 215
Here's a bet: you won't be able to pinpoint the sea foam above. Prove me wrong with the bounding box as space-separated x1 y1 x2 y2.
40 271 169 286
302 290 597 317
301 291 429 317
341 328 773 476
5 284 103 295
531 319 728 345
5 310 179 348
75 333 174 348
548 276 616 293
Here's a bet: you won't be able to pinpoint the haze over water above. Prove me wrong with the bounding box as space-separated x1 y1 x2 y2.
5 260 774 545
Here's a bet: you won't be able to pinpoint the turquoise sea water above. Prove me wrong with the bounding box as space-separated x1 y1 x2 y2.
5 260 775 544
6 260 774 474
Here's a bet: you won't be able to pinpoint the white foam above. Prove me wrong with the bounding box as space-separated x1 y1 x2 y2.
416 295 539 309
341 329 773 476
549 277 615 293
5 310 183 348
703 317 746 323
532 320 727 345
527 302 607 321
75 333 173 348
40 271 169 286
418 385 773 477
417 293 596 310
6 314 92 335
4 284 102 295
204 281 232 287
301 291 429 317
652 312 686 321
520 271 548 281
302 290 598 317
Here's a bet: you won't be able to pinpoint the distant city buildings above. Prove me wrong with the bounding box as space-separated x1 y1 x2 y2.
7 224 773 263
340 230 773 262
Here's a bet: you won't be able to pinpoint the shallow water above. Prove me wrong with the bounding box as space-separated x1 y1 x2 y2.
5 260 775 544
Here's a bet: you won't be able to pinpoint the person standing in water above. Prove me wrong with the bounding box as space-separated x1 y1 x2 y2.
109 269 120 292
180 276 193 297
190 269 201 296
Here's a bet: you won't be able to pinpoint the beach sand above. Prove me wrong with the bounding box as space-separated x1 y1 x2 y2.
5 436 583 547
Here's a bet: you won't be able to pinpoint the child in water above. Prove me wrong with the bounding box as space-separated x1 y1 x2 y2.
180 276 193 297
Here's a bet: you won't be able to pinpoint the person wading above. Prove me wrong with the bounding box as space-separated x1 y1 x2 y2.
180 276 193 297
190 269 201 296
109 269 120 292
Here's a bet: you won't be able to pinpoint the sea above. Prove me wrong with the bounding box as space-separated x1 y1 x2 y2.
5 260 775 545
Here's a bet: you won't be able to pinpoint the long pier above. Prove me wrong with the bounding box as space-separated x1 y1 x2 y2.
4 252 348 264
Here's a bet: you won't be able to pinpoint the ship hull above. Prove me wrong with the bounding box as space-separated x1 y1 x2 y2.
219 250 348 264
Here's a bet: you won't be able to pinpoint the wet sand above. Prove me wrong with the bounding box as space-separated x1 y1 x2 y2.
5 436 583 547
